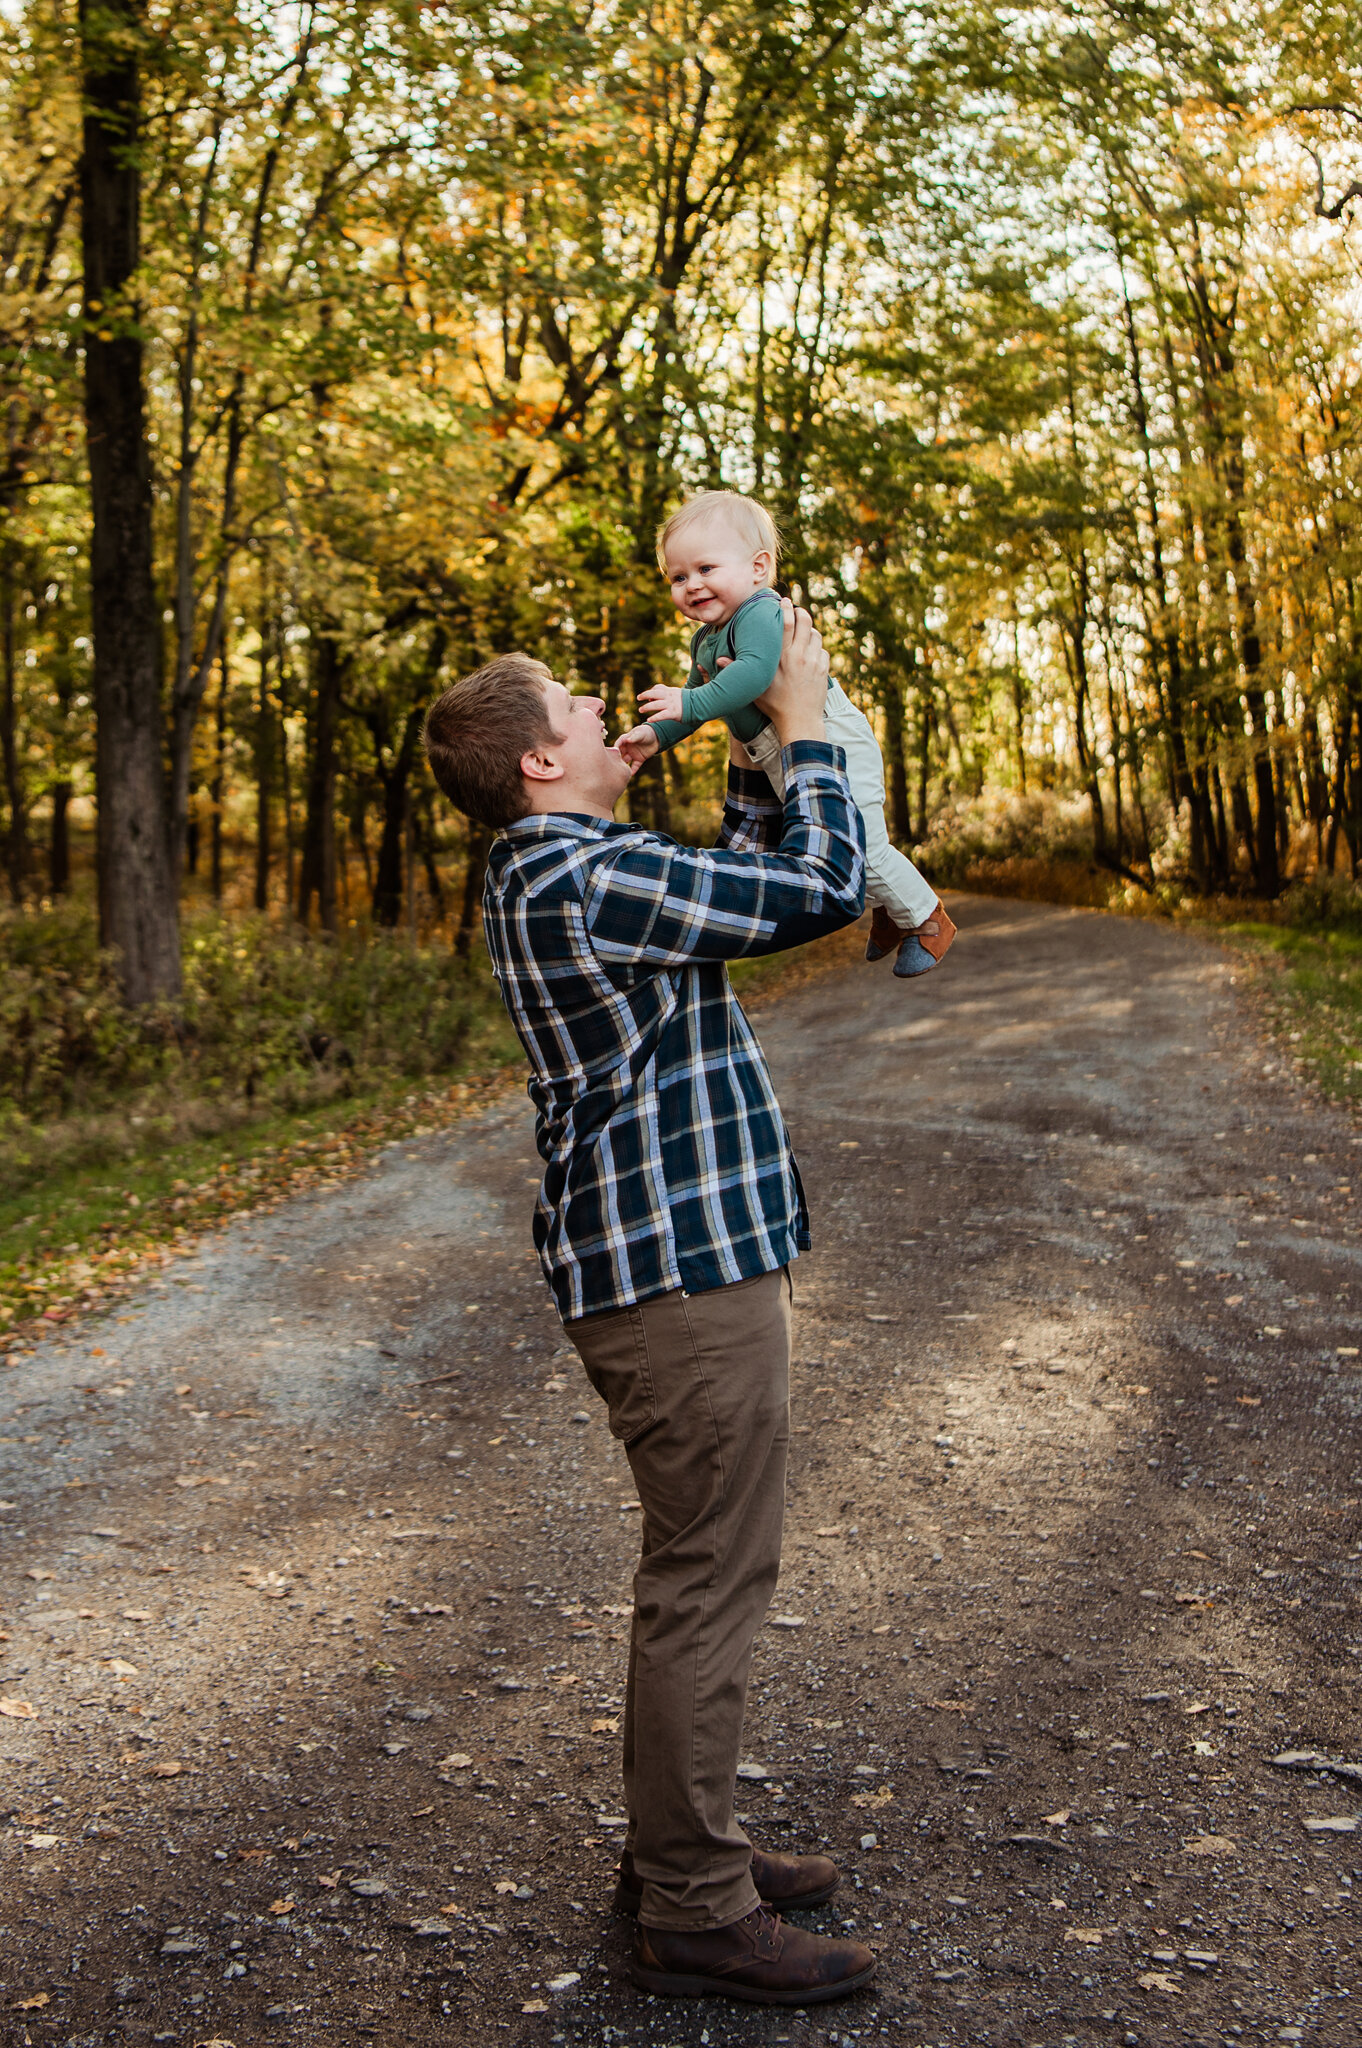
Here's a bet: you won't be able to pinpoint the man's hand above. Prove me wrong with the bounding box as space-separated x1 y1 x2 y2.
753 600 829 746
615 724 660 770
636 683 685 723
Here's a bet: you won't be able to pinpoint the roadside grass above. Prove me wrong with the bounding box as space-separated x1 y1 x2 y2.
0 902 523 1344
1221 923 1362 1112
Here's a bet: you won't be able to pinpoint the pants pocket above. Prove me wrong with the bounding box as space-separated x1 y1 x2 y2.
570 1305 658 1444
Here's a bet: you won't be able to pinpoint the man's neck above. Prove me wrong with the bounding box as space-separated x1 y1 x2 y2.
522 793 617 824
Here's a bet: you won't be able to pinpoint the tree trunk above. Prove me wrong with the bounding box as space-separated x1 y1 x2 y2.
253 592 272 913
455 822 491 958
1 550 24 905
210 636 227 899
49 780 72 895
370 706 423 927
297 629 342 931
416 792 444 911
881 668 912 842
916 678 932 829
79 0 179 1000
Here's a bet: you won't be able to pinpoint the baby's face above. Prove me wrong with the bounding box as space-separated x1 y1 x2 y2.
664 522 772 626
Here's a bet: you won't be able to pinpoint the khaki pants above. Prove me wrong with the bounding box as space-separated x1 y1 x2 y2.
566 1267 792 1930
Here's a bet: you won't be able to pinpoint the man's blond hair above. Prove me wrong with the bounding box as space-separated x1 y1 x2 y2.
656 490 781 577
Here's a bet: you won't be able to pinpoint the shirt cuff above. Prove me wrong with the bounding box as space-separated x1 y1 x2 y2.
782 739 848 778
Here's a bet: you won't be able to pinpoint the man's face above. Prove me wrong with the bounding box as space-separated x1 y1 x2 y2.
535 671 634 815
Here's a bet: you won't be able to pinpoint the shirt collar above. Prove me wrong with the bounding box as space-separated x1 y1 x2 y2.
500 810 619 845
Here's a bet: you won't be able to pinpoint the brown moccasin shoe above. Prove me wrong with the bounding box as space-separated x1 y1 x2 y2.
864 904 905 963
614 1845 839 1919
912 899 957 965
630 1904 875 2005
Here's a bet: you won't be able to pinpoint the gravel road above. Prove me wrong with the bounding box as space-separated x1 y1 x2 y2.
1 895 1360 2048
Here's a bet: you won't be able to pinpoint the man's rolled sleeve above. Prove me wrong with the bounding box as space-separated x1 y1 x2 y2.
583 739 864 970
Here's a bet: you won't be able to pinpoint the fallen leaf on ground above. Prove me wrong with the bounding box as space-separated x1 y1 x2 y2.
590 1718 619 1734
24 1569 54 1582
928 1699 969 1715
238 1847 270 1863
1236 1395 1261 1406
851 1785 895 1807
0 1697 36 1719
1183 1701 1211 1715
317 1872 341 1889
147 1760 185 1777
24 1834 59 1849
268 1897 295 1915
1183 1834 1236 1856
521 2001 548 2014
495 1880 518 1895
120 1608 153 1622
1043 1809 1071 1826
1064 1928 1104 1945
103 1657 139 1678
1138 1971 1182 1994
14 1994 50 2010
436 1752 473 1770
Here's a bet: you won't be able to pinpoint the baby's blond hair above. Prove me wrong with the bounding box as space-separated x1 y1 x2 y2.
656 490 781 578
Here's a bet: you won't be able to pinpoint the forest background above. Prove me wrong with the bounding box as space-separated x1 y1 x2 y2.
2 0 1361 1342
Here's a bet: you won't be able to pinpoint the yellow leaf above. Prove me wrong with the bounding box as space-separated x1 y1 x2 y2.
14 1993 50 2010
590 1717 619 1733
0 1697 37 1719
1043 1808 1071 1826
268 1897 295 1916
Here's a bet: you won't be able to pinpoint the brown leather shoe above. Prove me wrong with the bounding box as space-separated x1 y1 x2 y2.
864 904 904 962
614 1844 839 1918
912 899 957 965
631 1904 875 2005
892 899 957 979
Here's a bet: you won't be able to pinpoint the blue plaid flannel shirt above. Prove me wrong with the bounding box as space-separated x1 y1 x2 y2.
481 742 866 1321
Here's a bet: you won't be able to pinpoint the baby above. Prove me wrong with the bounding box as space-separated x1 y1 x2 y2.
617 489 956 976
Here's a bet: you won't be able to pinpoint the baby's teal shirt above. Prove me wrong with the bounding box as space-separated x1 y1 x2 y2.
646 589 786 751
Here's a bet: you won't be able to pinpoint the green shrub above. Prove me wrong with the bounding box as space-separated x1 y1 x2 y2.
0 904 510 1123
1275 873 1362 937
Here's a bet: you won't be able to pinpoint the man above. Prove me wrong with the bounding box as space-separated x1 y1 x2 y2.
423 607 876 2007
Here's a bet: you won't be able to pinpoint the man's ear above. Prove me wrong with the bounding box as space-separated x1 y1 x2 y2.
519 744 565 786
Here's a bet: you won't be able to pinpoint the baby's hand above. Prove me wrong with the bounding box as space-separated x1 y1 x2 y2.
615 724 660 769
636 684 685 723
